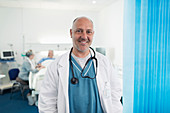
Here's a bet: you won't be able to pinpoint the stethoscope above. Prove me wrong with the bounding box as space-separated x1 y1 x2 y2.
69 47 98 84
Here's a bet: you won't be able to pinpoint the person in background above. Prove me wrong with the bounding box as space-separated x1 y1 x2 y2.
37 50 55 66
17 50 45 105
38 17 122 113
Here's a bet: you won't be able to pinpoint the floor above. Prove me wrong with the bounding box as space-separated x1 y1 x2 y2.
0 89 38 113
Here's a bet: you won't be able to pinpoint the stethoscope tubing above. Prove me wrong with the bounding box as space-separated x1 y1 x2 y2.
69 47 98 84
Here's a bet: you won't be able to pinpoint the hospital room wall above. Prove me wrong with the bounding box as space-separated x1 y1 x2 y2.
0 8 97 64
94 0 124 98
95 0 123 66
0 0 123 66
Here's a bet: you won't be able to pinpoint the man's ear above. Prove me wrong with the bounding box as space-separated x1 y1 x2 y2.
70 29 72 38
92 31 95 35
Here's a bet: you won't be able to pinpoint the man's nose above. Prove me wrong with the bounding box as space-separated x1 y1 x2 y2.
81 31 88 39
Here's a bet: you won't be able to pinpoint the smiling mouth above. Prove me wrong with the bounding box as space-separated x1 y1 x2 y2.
79 41 87 43
77 37 90 45
78 38 89 42
78 40 89 46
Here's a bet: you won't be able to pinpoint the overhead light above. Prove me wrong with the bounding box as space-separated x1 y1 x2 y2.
92 0 96 4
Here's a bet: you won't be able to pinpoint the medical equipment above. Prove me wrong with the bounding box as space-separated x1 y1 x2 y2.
69 47 98 84
0 50 15 60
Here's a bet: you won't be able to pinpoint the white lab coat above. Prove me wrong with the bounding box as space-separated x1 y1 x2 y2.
38 50 122 113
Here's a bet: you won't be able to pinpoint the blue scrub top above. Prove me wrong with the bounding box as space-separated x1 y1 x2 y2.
69 56 103 113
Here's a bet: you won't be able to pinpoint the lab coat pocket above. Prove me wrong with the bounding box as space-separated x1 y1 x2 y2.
103 82 111 99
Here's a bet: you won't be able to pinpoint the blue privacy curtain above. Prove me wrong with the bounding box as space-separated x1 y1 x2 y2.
123 0 170 113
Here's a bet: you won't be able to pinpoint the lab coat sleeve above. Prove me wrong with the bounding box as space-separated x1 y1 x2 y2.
38 62 58 113
109 62 123 113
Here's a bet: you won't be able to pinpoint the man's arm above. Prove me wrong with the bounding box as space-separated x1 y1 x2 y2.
24 61 39 73
38 62 59 113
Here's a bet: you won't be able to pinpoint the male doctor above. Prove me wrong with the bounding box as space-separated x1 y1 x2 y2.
38 16 122 113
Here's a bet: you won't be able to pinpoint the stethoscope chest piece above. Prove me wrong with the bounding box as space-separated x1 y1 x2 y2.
71 77 79 84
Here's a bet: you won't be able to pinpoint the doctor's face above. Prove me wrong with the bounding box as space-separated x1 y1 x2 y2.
70 17 94 53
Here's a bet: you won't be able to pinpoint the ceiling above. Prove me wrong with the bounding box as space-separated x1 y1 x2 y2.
0 0 118 11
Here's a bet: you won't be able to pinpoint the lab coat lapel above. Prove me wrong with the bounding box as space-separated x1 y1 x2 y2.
58 52 70 113
96 58 106 112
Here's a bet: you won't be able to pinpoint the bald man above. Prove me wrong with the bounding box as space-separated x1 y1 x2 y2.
38 17 122 113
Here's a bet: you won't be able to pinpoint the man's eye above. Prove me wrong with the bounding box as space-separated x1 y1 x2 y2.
87 30 93 34
76 29 82 33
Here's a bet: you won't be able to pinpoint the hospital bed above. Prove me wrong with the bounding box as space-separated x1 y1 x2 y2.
29 59 54 97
